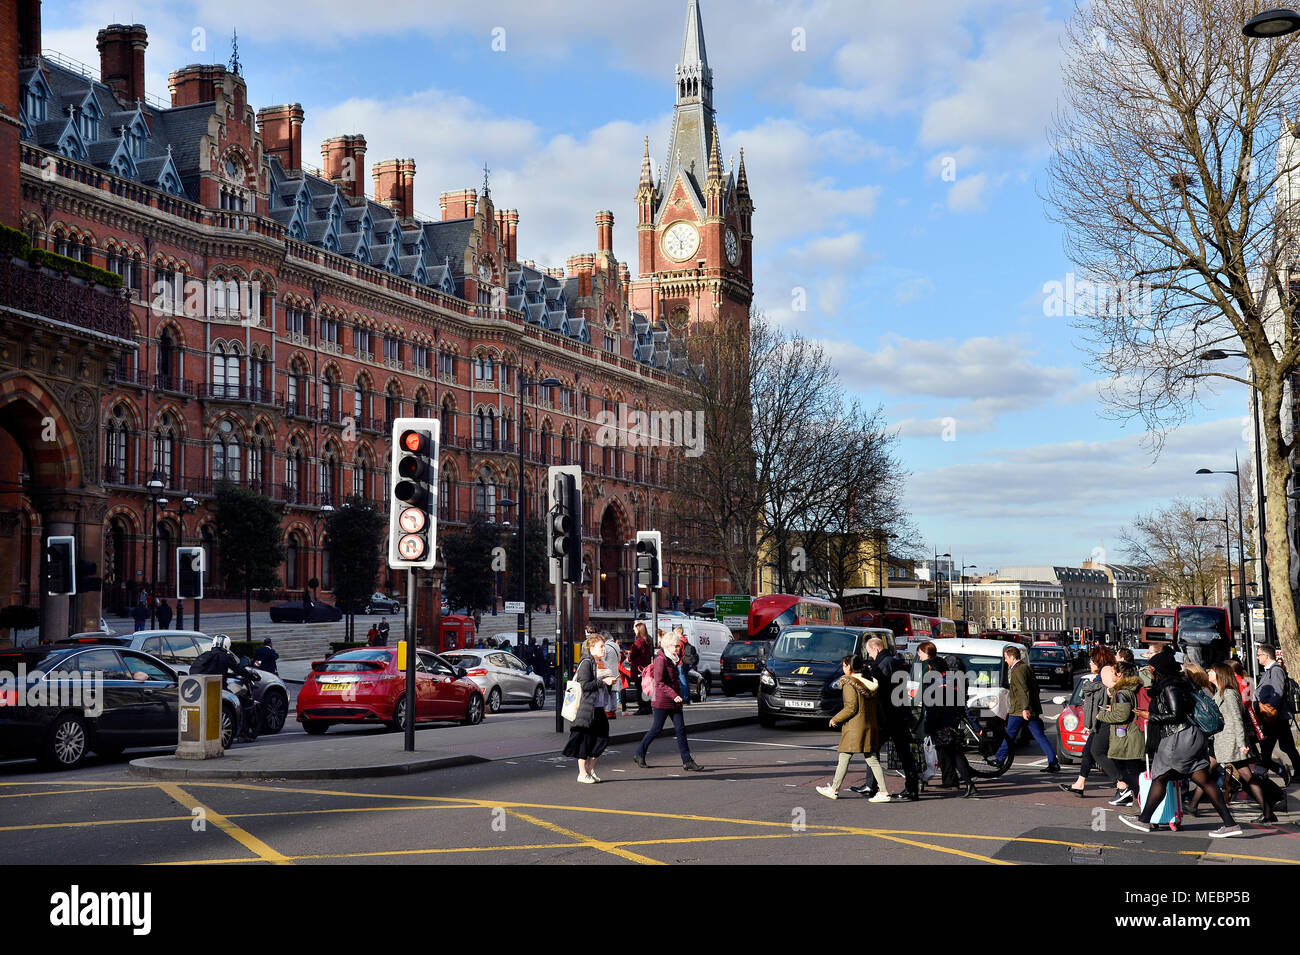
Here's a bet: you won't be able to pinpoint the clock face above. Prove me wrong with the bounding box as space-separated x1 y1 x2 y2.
662 221 700 261
224 157 241 180
725 228 740 266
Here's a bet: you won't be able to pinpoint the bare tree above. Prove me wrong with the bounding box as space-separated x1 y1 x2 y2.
1122 496 1233 605
1045 0 1300 664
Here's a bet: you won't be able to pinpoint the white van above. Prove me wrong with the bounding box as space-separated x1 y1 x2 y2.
654 616 733 696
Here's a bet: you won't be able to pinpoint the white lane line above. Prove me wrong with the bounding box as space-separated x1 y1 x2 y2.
689 738 837 751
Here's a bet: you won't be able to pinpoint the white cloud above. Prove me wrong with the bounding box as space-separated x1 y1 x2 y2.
894 276 933 304
946 173 989 212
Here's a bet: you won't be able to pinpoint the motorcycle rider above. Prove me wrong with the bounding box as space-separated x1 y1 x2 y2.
191 634 260 742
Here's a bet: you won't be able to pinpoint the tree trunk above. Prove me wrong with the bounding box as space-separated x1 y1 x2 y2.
1263 431 1299 668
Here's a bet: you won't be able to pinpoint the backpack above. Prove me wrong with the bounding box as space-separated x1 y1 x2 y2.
641 654 659 698
1134 685 1152 733
1285 672 1300 715
1190 688 1225 736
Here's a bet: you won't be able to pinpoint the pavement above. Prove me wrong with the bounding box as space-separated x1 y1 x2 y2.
126 696 760 780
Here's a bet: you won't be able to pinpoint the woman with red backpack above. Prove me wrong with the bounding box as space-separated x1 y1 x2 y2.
632 630 702 772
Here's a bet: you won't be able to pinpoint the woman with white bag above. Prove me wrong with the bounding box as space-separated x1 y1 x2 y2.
562 632 617 783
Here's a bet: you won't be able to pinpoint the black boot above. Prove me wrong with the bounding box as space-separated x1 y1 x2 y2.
960 781 977 798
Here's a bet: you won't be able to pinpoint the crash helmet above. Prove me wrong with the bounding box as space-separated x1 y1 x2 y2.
212 634 232 652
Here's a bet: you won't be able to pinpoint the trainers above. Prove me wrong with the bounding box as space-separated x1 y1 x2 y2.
682 760 704 772
1209 825 1243 838
869 792 893 803
588 770 601 783
1119 814 1155 833
1108 789 1135 807
577 773 595 784
632 753 647 768
816 785 838 800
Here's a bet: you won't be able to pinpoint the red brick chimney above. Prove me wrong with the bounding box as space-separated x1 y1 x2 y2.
321 134 366 200
18 0 40 60
168 63 228 107
256 104 304 171
596 210 614 255
567 254 595 297
504 208 519 263
439 188 477 221
97 23 148 106
373 159 405 216
401 159 416 219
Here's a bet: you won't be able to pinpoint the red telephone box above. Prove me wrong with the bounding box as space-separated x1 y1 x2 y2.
438 614 476 652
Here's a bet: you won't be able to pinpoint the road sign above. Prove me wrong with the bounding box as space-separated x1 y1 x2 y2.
714 594 752 630
504 601 525 614
389 417 440 569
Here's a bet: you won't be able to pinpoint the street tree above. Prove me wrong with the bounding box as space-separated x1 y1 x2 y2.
326 496 387 643
442 513 503 617
502 513 549 610
1045 0 1300 664
211 483 285 642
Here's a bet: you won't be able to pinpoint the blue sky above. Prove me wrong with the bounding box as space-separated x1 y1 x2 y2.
42 0 1249 570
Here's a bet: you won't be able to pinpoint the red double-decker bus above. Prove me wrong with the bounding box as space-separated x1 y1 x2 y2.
747 594 843 640
1139 608 1175 648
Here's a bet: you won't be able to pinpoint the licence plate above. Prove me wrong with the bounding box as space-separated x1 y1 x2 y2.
785 699 815 709
319 682 349 692
737 663 755 670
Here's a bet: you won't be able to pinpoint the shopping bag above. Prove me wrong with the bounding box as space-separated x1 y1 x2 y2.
922 737 940 779
1138 760 1182 827
561 680 583 722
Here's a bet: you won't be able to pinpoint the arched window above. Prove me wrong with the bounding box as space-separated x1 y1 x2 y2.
156 524 173 586
286 534 301 589
475 468 497 519
439 473 451 519
320 451 339 506
354 379 368 425
286 438 304 501
440 397 455 444
157 329 175 386
249 423 271 493
104 405 132 483
211 420 242 484
153 414 178 485
385 383 401 425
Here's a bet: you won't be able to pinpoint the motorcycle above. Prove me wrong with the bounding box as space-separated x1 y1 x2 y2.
218 669 263 749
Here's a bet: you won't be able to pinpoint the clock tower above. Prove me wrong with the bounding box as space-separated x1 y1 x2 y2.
631 0 753 331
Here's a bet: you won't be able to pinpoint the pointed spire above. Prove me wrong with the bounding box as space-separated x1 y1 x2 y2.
229 29 241 75
639 136 654 189
736 147 750 198
707 126 722 182
681 0 709 70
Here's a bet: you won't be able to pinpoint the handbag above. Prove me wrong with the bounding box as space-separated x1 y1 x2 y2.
561 680 583 722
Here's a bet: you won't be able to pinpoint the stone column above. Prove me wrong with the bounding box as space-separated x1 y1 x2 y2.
0 511 20 648
35 497 78 641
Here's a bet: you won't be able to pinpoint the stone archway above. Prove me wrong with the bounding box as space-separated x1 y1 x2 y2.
598 501 630 611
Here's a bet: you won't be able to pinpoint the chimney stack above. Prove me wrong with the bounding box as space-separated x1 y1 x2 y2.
504 209 519 263
567 253 595 297
401 160 416 219
374 159 416 218
18 0 41 61
321 134 366 200
440 188 477 221
256 104 304 171
97 23 148 106
596 210 614 255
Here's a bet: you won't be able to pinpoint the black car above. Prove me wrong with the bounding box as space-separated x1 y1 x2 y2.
1029 643 1072 689
720 639 772 696
269 599 343 623
758 625 895 728
0 644 183 769
339 592 401 615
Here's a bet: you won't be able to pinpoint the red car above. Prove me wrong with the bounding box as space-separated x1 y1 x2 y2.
296 648 484 735
1054 673 1096 764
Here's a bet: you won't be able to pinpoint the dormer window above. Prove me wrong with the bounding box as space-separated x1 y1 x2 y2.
23 84 46 124
81 112 97 142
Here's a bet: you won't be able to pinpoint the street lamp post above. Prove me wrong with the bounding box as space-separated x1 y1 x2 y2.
515 372 563 653
960 563 977 624
1199 349 1276 652
146 471 165 628
1197 455 1256 675
934 550 951 617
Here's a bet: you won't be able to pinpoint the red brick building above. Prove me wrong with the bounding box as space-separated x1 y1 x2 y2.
0 0 753 637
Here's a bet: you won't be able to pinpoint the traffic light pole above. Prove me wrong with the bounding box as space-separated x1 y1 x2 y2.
405 567 416 753
554 575 564 733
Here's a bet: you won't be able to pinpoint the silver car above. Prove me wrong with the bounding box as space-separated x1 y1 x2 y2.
441 650 546 713
70 630 291 734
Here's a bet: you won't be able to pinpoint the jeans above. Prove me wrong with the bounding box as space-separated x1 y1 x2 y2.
636 708 692 764
995 715 1058 765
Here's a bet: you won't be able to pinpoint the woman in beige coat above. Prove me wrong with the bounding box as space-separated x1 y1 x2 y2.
818 654 890 802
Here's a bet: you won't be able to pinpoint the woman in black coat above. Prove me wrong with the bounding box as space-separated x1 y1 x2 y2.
563 633 616 783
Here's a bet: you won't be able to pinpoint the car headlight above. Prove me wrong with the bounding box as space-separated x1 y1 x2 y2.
760 670 775 687
1062 712 1080 732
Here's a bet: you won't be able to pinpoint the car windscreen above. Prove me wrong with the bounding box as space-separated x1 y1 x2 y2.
723 642 763 658
446 653 481 667
771 629 857 664
316 650 392 671
1144 614 1174 629
953 654 1003 687
1030 647 1067 663
1177 609 1224 631
1070 675 1098 705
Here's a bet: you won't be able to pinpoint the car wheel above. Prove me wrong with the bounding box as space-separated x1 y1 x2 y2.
463 694 484 726
260 689 288 734
363 602 372 615
220 705 237 749
40 714 88 769
529 685 546 710
390 696 409 732
301 720 329 735
486 687 502 714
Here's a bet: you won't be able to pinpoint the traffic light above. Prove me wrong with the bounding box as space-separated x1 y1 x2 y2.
76 560 102 593
45 536 75 596
1084 627 1093 643
635 530 663 590
389 417 440 569
177 546 205 599
547 465 582 584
